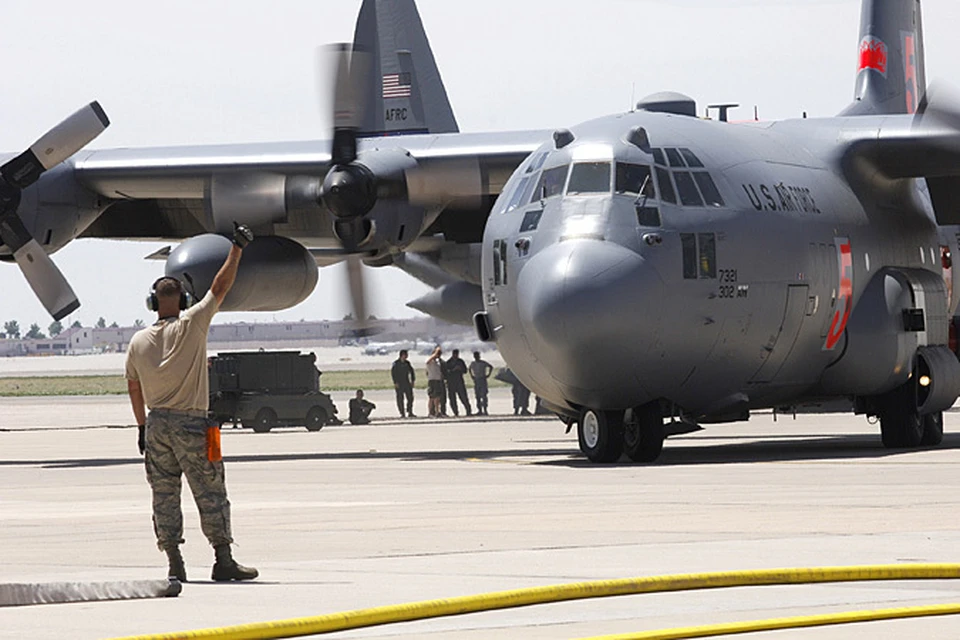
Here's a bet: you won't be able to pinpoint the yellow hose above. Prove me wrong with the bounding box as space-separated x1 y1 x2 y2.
580 602 960 639
111 564 960 640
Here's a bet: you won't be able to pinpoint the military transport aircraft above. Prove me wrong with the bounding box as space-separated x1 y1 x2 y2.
2 0 960 463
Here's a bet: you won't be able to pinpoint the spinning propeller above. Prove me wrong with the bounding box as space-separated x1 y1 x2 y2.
0 102 109 320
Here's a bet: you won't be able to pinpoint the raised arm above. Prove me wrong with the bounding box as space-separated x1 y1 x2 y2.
210 223 253 306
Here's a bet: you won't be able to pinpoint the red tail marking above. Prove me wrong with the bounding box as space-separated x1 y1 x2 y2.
858 37 888 76
903 33 919 114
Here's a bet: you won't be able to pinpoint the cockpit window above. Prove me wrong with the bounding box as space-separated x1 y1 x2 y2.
533 164 569 200
526 152 548 174
567 162 611 195
680 148 704 168
655 167 677 204
693 172 724 207
615 163 655 197
652 148 666 166
665 148 686 168
674 171 704 207
505 176 532 212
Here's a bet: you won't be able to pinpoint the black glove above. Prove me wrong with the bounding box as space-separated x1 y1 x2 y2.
232 222 253 249
138 425 145 455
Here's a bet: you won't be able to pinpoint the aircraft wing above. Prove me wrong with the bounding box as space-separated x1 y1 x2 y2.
839 100 960 225
75 131 549 243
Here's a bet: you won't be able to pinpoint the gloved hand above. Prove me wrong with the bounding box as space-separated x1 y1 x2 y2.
232 222 254 249
138 425 146 455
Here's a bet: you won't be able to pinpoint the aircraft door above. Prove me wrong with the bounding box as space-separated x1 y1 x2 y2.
750 285 809 383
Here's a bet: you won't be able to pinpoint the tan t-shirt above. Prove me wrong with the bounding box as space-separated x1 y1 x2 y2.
124 291 219 412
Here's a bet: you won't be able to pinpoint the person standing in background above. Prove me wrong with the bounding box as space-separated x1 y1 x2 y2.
390 349 416 418
469 351 493 416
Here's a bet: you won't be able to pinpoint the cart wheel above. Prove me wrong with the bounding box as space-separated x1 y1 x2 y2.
252 408 276 433
305 406 327 432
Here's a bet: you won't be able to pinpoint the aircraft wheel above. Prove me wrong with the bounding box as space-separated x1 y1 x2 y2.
252 408 276 433
623 402 664 463
879 384 922 448
577 409 624 463
921 411 944 446
305 406 327 432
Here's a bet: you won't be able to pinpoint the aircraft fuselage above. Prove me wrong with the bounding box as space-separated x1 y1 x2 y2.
482 110 954 423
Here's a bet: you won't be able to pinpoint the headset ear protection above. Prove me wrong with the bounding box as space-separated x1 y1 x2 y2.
146 277 194 312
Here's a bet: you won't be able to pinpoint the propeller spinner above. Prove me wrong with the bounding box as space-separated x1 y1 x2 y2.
0 102 110 320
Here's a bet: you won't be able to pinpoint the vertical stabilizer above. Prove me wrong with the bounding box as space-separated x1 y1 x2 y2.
841 0 925 116
353 0 459 136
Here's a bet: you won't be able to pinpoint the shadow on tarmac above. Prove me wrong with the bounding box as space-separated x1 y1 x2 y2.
4 433 960 471
537 433 960 468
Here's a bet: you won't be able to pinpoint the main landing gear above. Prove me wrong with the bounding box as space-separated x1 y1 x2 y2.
875 379 943 448
577 401 665 463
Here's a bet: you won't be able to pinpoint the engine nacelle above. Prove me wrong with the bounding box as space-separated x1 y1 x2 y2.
407 282 483 326
165 234 318 312
821 268 949 395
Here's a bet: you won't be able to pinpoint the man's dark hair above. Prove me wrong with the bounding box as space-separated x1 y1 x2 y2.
154 277 182 300
356 389 364 397
399 349 408 357
452 349 459 356
473 351 481 359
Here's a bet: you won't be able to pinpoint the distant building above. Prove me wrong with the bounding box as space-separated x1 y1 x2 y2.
0 317 472 357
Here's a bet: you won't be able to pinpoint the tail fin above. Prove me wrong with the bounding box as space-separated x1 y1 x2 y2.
353 0 459 136
841 0 925 116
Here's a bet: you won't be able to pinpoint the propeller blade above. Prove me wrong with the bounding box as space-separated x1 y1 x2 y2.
0 215 79 320
324 44 371 166
345 255 378 338
1 102 109 189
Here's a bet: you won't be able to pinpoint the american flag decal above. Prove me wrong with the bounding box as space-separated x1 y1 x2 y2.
382 73 412 99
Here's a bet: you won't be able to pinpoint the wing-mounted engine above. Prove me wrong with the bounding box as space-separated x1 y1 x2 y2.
164 234 318 312
820 267 955 397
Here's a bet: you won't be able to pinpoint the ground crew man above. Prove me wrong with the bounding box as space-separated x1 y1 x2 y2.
469 351 493 415
426 346 445 417
349 389 377 425
445 349 471 417
125 223 258 583
390 349 416 418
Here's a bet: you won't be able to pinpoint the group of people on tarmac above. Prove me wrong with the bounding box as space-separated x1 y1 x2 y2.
345 346 535 424
390 347 522 419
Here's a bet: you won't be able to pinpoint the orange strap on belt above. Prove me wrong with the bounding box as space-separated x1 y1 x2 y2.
206 426 222 462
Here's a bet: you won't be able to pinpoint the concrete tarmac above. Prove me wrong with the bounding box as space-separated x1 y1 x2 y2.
3 389 960 638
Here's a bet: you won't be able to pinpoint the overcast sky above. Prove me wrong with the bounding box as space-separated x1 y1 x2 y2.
1 0 958 330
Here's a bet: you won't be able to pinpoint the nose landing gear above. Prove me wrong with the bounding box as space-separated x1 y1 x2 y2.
577 402 666 463
577 409 624 463
623 402 665 462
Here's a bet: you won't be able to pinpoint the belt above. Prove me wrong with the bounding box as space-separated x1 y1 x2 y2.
150 407 208 419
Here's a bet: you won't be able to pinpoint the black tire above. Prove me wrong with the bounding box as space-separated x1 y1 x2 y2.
623 402 665 463
305 406 327 432
252 407 276 433
577 409 624 463
879 383 923 448
921 411 944 446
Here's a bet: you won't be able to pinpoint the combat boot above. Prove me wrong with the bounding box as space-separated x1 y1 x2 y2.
165 546 187 582
211 544 258 582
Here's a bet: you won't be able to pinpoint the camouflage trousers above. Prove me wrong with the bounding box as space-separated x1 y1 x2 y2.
144 409 232 550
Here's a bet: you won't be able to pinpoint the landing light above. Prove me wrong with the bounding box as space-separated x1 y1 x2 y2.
919 375 932 387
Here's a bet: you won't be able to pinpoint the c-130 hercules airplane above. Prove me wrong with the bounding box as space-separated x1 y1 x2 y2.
1 0 959 463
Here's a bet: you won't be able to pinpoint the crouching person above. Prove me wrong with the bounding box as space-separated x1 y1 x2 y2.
349 389 376 425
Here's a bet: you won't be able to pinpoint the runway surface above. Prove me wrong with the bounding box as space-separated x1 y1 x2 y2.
2 389 960 638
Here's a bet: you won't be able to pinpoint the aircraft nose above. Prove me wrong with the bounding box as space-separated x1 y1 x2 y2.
516 239 663 405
